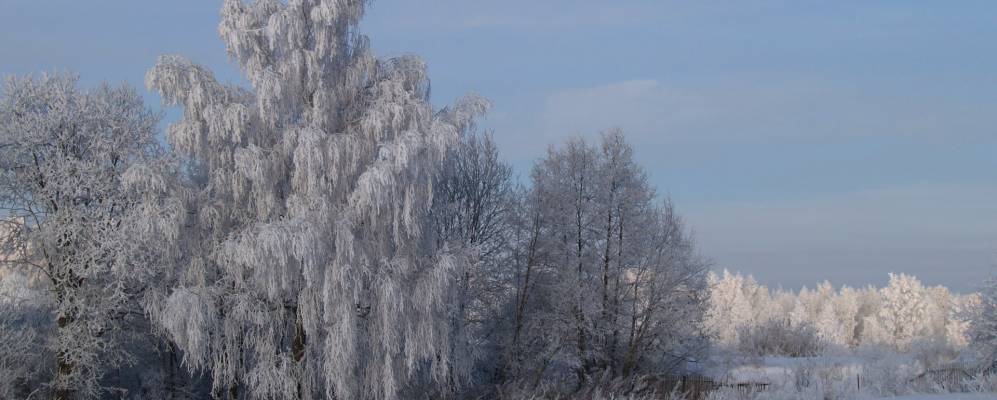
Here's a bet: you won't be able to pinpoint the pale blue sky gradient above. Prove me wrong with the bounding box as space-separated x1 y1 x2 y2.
3 0 996 291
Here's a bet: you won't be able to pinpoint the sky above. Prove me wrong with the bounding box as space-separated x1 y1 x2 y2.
2 0 996 292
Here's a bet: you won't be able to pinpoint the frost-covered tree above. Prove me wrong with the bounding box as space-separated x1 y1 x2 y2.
118 151 195 398
0 74 161 399
878 273 928 351
705 270 756 346
706 272 970 355
525 136 601 384
434 132 513 266
431 131 515 391
947 292 977 349
832 286 861 347
970 276 997 370
816 302 847 346
854 285 884 345
497 170 561 388
615 200 708 377
789 291 812 330
143 0 487 399
923 286 955 343
506 132 707 387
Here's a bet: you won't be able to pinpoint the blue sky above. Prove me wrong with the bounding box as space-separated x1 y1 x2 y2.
3 0 996 291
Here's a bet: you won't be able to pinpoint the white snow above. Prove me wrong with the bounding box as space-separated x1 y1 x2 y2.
883 394 997 399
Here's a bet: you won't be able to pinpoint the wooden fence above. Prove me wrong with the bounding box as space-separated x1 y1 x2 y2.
630 375 770 400
589 367 983 399
907 367 974 392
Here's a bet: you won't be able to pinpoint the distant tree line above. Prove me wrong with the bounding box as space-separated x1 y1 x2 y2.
706 270 979 357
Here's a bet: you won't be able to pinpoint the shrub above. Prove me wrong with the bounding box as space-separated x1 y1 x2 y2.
737 319 826 357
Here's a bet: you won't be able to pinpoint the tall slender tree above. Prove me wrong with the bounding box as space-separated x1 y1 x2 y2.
432 131 515 392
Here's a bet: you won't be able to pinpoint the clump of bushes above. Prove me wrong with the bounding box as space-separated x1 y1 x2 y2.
737 319 826 357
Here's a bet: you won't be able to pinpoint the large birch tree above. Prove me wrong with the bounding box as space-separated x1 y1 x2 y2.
144 0 487 399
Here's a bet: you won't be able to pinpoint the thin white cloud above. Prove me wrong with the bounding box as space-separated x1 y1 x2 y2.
538 78 997 143
457 4 649 31
365 1 659 33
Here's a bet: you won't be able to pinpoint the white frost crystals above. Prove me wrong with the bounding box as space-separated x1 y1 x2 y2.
143 0 487 399
0 74 162 399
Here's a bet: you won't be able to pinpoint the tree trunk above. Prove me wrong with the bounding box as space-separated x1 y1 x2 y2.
575 208 588 385
512 210 541 347
165 342 179 400
609 209 625 372
54 313 74 400
293 313 306 398
574 160 590 384
600 201 614 369
54 274 75 400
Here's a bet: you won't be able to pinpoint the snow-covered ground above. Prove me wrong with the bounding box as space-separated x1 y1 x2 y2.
698 353 997 399
884 394 997 399
719 356 865 384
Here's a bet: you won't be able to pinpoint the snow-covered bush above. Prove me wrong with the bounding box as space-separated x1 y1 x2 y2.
908 337 964 371
0 265 54 397
964 371 997 393
0 300 52 398
737 319 826 357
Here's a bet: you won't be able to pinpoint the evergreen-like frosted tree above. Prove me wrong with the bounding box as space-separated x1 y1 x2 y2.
144 0 486 398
